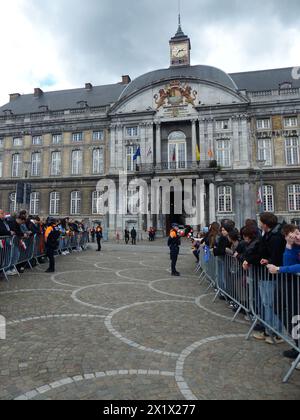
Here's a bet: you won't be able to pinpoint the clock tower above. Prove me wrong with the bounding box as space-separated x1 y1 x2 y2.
170 15 191 67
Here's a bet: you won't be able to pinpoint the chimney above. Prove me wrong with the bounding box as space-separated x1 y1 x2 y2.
122 75 131 85
34 88 43 98
9 93 21 102
85 83 93 91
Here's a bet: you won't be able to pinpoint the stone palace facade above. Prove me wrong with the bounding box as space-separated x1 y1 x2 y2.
0 22 300 236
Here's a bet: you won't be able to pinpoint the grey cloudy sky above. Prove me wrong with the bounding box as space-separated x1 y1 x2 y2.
0 0 300 106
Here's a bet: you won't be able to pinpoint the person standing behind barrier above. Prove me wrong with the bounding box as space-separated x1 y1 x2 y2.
0 210 11 237
168 224 181 277
124 229 130 245
45 218 60 273
131 227 137 245
213 222 234 299
91 228 96 243
267 225 300 362
96 225 103 252
207 222 221 249
252 213 286 344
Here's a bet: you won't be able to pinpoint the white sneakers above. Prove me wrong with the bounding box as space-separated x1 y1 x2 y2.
6 269 18 276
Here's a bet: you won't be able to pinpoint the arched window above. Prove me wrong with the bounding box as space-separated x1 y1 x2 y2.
12 153 22 178
168 131 186 169
30 192 40 215
93 148 104 174
218 186 233 213
49 192 60 216
70 191 81 215
288 185 300 212
72 150 83 175
263 185 274 212
31 152 41 177
9 192 17 214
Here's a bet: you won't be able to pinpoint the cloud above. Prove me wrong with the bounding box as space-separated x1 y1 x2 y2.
0 0 300 106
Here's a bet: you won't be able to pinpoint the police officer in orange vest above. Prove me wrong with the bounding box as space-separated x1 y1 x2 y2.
168 224 181 276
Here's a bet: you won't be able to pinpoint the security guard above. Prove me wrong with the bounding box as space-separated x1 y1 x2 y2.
168 224 181 276
45 218 60 273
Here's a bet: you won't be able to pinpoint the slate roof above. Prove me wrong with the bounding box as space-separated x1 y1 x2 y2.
229 67 300 91
1 66 299 116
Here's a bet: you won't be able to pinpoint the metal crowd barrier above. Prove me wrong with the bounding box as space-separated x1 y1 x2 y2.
246 266 300 383
197 246 300 383
0 231 90 281
0 236 14 281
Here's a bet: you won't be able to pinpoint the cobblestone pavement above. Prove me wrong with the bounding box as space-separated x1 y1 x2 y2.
0 241 299 400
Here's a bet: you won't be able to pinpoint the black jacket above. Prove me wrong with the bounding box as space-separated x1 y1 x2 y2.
259 224 286 266
168 235 181 255
213 236 230 257
46 227 61 250
0 219 11 237
243 239 261 266
131 229 137 239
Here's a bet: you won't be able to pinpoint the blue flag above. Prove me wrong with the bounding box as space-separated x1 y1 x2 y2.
133 147 141 161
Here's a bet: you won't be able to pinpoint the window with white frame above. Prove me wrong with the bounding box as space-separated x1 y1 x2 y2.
126 145 138 172
71 150 83 175
13 137 23 147
93 148 104 174
285 138 299 165
288 185 300 212
216 120 229 130
70 191 81 215
92 191 103 215
12 153 22 177
49 192 60 215
32 135 42 146
263 185 274 212
93 131 104 141
52 134 62 144
72 132 83 142
257 119 271 130
218 186 233 213
126 126 138 137
30 192 40 215
9 192 17 214
217 140 231 167
51 151 61 176
284 117 298 128
258 139 272 166
0 154 2 177
31 152 41 177
0 138 4 148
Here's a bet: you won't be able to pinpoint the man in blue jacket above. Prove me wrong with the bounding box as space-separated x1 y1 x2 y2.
267 225 300 365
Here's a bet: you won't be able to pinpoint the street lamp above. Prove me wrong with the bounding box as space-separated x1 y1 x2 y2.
257 159 266 214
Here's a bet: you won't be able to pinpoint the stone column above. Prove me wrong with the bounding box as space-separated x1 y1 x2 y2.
110 125 116 171
232 117 240 167
209 183 216 224
140 123 147 165
240 117 250 168
155 122 161 166
116 124 124 170
199 119 206 163
191 119 197 164
146 122 154 164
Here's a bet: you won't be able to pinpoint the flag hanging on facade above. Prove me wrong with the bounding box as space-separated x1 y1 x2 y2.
172 148 176 162
208 149 214 159
196 144 201 162
257 188 263 205
133 147 141 161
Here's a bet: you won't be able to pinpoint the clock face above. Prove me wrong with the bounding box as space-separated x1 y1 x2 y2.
172 43 188 59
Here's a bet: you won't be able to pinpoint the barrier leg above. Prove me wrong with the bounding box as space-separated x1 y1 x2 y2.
283 353 300 384
213 289 221 303
231 305 243 322
246 318 258 341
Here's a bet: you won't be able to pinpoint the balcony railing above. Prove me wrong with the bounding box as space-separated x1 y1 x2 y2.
119 161 213 173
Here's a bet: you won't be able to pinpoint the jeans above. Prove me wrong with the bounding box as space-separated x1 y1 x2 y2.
258 280 283 336
171 253 178 274
9 242 20 271
217 258 225 290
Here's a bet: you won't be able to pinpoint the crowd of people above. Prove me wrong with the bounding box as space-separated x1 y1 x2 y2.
186 212 300 371
0 209 88 276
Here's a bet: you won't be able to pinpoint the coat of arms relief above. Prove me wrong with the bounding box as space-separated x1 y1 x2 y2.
154 81 198 110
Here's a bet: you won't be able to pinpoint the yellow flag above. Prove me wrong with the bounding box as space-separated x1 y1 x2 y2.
196 144 201 162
